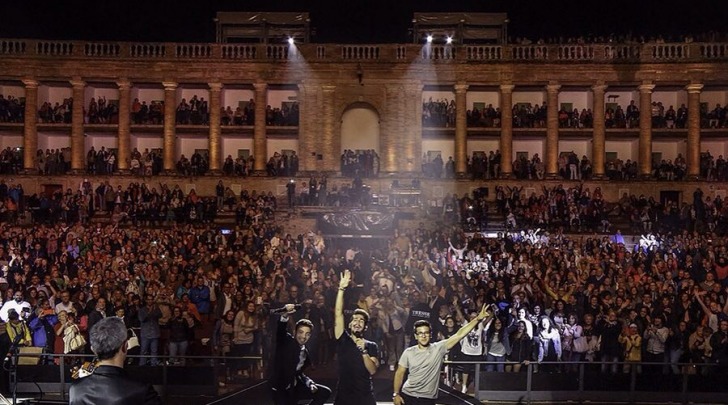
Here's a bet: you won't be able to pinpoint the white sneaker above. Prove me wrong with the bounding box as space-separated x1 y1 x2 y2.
389 365 395 371
461 384 468 394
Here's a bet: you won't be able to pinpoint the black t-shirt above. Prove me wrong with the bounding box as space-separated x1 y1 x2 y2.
336 330 378 397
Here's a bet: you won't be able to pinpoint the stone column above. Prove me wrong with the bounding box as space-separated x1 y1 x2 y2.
162 81 177 173
70 78 86 173
454 83 469 177
253 82 267 173
591 84 608 178
208 82 223 173
297 83 313 173
116 79 132 173
686 83 703 179
638 83 655 178
545 83 561 178
321 85 336 172
22 79 38 173
499 84 515 178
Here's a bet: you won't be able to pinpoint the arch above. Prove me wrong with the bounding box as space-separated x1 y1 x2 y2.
340 101 380 153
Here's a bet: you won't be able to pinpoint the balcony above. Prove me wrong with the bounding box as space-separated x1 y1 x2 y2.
1 38 727 64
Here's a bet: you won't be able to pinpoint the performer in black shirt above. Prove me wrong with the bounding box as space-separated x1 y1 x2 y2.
334 270 379 405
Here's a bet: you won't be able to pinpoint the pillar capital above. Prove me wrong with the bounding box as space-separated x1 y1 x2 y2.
545 83 561 93
591 84 608 93
22 79 38 88
454 83 469 93
162 81 178 90
638 83 655 93
69 78 85 88
208 82 223 91
499 84 515 93
686 83 704 94
253 82 268 91
116 79 132 90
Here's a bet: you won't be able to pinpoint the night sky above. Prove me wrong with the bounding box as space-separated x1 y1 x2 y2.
0 0 724 44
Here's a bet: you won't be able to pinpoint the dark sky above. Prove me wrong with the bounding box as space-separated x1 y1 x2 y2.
0 0 724 44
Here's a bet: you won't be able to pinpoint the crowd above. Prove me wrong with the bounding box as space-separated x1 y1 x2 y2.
38 99 73 124
340 150 379 178
86 97 118 124
0 148 23 175
0 94 24 123
0 180 726 393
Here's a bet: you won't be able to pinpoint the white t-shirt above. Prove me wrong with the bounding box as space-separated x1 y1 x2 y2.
399 340 448 399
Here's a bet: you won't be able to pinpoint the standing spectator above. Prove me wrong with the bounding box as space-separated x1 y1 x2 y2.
167 306 195 365
507 321 533 373
535 317 562 372
710 319 728 373
619 323 642 373
597 310 622 373
643 315 669 374
29 299 58 364
232 301 258 379
138 294 162 366
189 277 211 319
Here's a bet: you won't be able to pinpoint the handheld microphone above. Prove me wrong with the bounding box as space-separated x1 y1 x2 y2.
271 304 302 314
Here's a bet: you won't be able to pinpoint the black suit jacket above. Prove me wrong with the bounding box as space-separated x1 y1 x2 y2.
69 365 162 405
269 318 313 391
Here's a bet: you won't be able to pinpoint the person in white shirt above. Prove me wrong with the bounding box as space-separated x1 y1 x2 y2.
0 291 32 322
54 290 75 315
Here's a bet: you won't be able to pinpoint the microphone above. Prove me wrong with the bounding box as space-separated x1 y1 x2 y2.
271 304 302 314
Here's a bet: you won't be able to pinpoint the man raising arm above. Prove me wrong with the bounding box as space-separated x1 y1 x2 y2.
393 303 493 405
334 269 379 405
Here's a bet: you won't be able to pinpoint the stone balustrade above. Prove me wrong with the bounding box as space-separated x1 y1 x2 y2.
1 39 726 63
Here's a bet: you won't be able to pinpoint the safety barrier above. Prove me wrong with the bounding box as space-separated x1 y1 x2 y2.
446 359 728 404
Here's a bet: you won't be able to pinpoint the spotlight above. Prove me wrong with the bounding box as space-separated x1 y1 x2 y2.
446 36 453 44
426 35 433 43
287 37 295 45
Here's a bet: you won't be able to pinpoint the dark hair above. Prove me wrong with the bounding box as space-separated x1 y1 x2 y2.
413 320 431 334
352 308 370 325
295 318 314 332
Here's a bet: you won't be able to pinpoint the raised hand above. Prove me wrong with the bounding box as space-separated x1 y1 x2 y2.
340 269 352 290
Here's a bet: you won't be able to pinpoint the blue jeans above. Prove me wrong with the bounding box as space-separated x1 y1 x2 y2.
169 340 189 364
486 353 505 372
140 336 159 366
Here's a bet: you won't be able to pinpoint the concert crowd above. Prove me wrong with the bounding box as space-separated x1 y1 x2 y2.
0 180 726 394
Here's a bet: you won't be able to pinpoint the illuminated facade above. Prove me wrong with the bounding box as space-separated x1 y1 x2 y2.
1 39 728 199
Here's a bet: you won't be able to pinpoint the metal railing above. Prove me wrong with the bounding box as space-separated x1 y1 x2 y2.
9 351 262 404
446 359 728 404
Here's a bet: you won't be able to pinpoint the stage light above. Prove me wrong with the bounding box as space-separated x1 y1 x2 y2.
426 35 433 43
446 36 453 44
287 37 295 45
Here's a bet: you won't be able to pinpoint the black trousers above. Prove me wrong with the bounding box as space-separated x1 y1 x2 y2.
271 383 331 405
401 392 437 405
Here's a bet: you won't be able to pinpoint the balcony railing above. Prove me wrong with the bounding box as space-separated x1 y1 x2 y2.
1 39 727 64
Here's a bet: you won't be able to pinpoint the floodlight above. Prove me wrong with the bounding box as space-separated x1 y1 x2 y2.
426 35 433 43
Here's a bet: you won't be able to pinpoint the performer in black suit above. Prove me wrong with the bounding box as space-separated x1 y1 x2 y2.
70 317 161 405
270 303 331 405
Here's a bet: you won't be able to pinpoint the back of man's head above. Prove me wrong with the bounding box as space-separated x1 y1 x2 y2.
90 317 127 360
